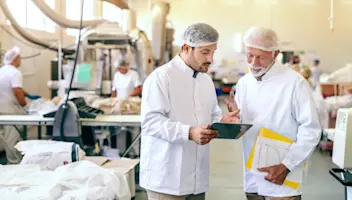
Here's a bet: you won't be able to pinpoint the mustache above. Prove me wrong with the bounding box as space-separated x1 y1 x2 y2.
203 62 211 66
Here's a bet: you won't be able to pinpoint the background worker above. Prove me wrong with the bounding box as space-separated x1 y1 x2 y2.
0 46 41 164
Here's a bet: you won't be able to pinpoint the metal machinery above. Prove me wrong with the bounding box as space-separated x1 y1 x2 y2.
150 1 174 66
0 0 173 99
0 0 172 156
329 108 352 200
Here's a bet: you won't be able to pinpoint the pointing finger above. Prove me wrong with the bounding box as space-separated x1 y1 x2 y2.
230 91 235 100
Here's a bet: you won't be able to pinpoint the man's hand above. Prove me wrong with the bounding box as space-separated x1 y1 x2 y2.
221 109 240 123
189 125 219 145
224 91 238 112
257 164 290 185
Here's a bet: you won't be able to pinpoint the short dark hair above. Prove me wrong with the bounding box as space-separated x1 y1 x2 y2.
314 59 320 65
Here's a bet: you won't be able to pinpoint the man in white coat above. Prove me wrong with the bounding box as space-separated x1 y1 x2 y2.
225 27 321 200
0 46 41 164
140 23 240 200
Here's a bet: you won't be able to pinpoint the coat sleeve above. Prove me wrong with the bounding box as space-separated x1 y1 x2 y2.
211 101 223 124
281 78 322 171
141 71 190 143
234 79 242 122
211 81 223 123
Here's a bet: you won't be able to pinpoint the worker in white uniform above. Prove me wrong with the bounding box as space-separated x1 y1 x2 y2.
110 57 142 156
140 23 240 200
310 59 322 90
0 46 41 164
225 27 322 200
111 58 142 98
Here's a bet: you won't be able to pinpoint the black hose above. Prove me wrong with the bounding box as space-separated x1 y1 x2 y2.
59 0 85 141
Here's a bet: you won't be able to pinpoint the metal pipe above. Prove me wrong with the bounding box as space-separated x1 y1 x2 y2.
0 0 73 54
32 0 106 29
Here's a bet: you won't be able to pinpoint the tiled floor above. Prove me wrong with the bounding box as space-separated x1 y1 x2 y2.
135 140 345 200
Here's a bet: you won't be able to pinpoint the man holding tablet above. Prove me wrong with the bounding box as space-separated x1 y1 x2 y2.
140 23 240 200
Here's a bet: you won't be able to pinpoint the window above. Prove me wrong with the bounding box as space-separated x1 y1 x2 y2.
6 0 56 32
66 0 96 36
27 0 56 32
102 2 122 23
6 0 27 27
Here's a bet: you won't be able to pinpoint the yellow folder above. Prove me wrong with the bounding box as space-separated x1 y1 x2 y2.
246 127 303 190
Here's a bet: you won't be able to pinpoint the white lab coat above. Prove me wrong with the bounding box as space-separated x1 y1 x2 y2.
112 70 141 99
0 64 25 114
139 55 223 196
0 64 24 164
235 63 321 197
310 67 322 90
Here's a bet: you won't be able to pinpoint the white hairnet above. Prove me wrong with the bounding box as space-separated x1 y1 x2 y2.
113 56 129 68
182 23 219 47
3 46 20 65
243 26 279 52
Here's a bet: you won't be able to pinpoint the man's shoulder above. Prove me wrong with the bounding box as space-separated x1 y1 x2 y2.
129 69 140 77
279 65 307 81
237 74 252 84
151 61 176 77
0 65 21 77
145 65 170 85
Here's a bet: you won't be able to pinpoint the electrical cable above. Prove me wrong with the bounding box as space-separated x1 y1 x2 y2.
58 0 85 141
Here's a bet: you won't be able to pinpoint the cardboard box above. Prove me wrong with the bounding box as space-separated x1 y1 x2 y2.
84 156 139 197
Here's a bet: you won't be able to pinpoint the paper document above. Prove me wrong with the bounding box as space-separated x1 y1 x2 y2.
211 123 252 139
246 128 305 190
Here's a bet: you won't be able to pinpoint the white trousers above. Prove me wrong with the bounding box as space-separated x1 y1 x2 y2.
0 124 23 164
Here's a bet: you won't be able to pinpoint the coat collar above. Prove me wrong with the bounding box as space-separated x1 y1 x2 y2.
173 54 200 78
252 62 281 82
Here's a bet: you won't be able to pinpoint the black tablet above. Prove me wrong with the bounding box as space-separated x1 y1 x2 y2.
210 123 253 139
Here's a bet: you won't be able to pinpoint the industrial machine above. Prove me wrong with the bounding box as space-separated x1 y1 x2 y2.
0 0 173 99
329 108 352 200
0 0 173 160
150 1 174 66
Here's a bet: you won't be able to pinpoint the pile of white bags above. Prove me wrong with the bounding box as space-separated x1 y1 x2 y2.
15 140 86 171
1 140 131 200
0 161 131 200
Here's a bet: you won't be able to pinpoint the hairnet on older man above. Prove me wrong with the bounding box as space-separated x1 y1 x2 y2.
3 46 20 65
243 26 279 52
183 23 219 47
113 57 130 68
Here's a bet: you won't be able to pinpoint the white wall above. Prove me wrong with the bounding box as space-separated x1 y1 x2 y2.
130 0 352 73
